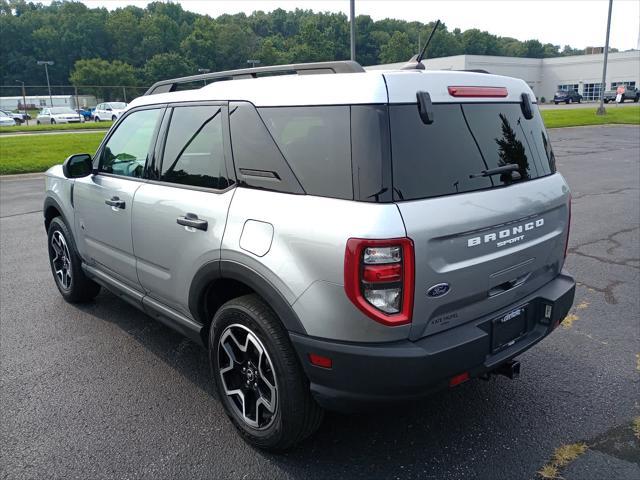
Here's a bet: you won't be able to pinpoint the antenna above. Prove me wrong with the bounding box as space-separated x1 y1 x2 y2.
416 19 441 64
400 20 441 70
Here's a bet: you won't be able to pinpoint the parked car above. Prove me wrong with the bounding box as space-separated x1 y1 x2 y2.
553 90 582 104
0 109 28 124
75 108 94 120
0 110 16 126
44 60 574 451
37 107 85 124
603 85 640 103
93 102 127 122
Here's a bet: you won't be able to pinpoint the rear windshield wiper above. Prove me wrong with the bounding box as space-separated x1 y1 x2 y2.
469 164 521 179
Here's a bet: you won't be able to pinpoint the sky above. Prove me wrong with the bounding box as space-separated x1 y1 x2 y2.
71 0 639 51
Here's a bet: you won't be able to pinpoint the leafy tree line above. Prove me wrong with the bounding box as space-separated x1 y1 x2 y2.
1 0 596 100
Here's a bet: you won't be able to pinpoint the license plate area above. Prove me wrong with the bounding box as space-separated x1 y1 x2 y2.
491 305 528 353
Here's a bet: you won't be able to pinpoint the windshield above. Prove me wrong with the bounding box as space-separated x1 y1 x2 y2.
51 108 77 115
107 102 127 109
389 103 555 201
0 111 8 117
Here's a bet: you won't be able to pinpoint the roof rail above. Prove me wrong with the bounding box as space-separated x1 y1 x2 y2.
144 60 365 96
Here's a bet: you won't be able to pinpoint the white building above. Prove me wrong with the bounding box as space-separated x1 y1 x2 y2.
368 50 640 102
0 94 97 111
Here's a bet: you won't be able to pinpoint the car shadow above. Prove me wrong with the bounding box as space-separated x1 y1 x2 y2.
74 288 554 477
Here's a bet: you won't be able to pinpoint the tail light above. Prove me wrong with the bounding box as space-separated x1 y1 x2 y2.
564 194 572 259
448 86 508 98
344 238 414 326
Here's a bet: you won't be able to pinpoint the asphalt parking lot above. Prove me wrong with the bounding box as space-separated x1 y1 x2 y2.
1 125 639 479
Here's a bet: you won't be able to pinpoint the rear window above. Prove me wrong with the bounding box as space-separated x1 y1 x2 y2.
389 103 555 201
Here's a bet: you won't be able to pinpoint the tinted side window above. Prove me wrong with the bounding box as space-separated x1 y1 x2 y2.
259 106 353 200
160 106 229 189
99 108 162 178
229 102 304 194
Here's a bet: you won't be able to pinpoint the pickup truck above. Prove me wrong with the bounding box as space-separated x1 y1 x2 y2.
603 85 640 103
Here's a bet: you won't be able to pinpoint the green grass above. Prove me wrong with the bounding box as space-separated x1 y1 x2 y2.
541 105 640 128
0 121 113 133
0 132 105 175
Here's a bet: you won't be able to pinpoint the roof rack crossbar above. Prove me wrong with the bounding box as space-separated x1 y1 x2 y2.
144 60 365 96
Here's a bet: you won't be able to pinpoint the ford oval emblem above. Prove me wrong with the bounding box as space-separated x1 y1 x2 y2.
427 283 450 298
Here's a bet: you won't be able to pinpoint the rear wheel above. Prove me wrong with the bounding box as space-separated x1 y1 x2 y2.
94 116 100 122
554 102 559 105
566 99 571 104
210 294 323 451
47 217 100 303
51 119 56 124
111 115 117 122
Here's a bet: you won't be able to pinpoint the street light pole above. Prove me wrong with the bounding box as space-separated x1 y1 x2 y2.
15 80 28 125
596 0 614 116
37 60 54 107
350 0 356 61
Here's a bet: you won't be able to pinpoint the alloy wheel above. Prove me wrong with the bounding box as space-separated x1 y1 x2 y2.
217 323 278 430
51 230 72 290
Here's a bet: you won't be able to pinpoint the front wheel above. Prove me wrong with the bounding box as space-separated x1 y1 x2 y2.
47 217 100 303
210 294 323 451
51 119 56 124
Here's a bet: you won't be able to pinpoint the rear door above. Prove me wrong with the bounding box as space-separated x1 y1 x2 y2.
389 100 570 340
74 106 164 289
132 103 235 317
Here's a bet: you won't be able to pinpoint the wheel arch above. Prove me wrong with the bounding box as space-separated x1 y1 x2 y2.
189 260 307 346
44 196 66 231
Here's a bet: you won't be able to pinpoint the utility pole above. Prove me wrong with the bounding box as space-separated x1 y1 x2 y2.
37 60 54 107
15 80 28 125
350 0 356 61
596 0 613 116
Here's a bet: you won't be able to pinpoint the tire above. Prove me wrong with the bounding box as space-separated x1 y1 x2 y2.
634 96 639 103
566 99 571 104
94 116 100 122
47 217 100 303
604 99 609 104
111 115 117 122
51 119 56 124
554 102 559 105
37 120 41 125
210 294 323 451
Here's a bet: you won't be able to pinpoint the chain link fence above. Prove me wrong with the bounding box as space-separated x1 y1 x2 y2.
0 84 148 115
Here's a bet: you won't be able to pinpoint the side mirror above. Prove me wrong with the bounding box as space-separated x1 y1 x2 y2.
62 153 93 178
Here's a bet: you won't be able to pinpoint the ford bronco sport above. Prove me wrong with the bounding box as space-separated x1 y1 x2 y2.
44 60 575 451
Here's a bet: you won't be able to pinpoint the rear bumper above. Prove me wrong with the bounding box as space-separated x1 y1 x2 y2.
290 273 575 412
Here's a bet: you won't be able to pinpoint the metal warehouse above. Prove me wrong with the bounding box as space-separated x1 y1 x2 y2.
369 50 640 102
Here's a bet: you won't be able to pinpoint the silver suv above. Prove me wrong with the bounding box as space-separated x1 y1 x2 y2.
44 61 575 450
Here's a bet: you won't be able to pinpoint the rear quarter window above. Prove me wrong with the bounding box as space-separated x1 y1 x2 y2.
258 106 353 200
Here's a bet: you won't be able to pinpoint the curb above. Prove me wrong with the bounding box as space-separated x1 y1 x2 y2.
0 172 45 180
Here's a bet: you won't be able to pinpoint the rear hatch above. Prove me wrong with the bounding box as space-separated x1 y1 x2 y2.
386 77 570 340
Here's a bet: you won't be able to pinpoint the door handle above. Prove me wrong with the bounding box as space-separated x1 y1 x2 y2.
177 213 208 231
105 196 125 209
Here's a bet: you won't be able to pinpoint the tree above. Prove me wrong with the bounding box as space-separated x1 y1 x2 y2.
380 32 413 63
70 58 137 101
144 53 194 84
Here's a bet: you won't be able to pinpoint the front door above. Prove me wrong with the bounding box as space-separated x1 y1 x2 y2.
74 106 165 289
132 103 235 316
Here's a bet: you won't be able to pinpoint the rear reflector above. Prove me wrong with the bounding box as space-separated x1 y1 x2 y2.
308 353 332 369
448 86 508 98
362 263 402 283
449 371 470 387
